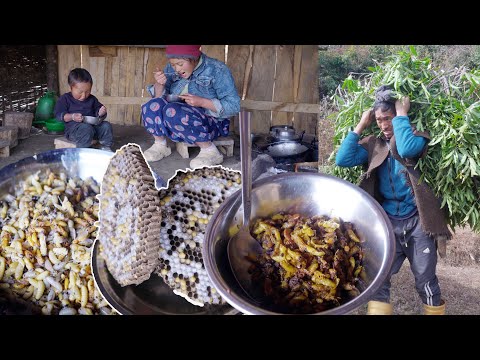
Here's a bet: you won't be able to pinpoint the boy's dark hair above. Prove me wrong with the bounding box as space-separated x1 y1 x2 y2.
68 68 93 86
373 85 396 114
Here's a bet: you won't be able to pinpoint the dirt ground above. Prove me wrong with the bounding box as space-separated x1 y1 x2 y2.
350 226 480 315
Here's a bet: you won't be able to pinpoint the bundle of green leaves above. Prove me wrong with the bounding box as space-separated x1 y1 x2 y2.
331 46 480 232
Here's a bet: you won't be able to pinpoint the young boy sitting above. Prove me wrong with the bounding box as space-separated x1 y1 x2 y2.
54 68 113 151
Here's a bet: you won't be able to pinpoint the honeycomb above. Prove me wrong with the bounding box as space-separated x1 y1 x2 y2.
96 144 162 287
156 166 241 306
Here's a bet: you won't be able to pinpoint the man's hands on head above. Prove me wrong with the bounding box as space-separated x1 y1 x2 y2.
354 109 375 135
395 96 410 116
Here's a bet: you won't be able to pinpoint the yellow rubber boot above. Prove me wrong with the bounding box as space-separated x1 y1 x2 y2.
423 300 445 315
367 301 393 315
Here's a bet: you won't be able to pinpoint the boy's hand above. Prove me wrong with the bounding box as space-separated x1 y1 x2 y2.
72 113 84 122
98 106 107 116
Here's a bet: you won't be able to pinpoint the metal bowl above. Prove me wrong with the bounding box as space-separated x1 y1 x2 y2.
203 172 395 315
0 148 113 191
166 94 184 103
83 116 103 125
0 149 237 315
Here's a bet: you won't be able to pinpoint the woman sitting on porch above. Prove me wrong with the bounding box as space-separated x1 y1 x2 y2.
141 45 240 168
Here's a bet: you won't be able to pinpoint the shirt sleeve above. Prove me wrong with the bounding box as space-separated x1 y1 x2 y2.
335 131 369 167
54 94 68 123
392 116 427 158
146 84 155 97
205 65 240 118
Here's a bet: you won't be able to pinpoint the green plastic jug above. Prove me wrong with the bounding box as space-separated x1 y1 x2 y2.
35 91 57 122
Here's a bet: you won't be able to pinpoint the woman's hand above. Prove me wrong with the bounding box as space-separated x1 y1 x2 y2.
153 67 167 86
395 96 410 116
179 94 206 107
98 106 107 116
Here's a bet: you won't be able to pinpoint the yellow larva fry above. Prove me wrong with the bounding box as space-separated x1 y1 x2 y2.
0 256 5 280
48 250 60 265
2 225 18 234
80 285 88 307
39 232 47 256
34 281 45 300
24 257 34 271
14 259 25 280
36 270 50 281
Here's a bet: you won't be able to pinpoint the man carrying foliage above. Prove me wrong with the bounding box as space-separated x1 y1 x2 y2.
336 85 451 315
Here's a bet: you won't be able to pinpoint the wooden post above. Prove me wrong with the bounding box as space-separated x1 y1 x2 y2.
46 45 59 96
245 45 276 134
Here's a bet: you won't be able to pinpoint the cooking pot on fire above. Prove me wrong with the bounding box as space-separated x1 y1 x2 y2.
265 141 310 158
269 125 304 142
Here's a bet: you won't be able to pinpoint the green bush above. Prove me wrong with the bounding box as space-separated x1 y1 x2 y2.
319 45 480 99
319 46 397 98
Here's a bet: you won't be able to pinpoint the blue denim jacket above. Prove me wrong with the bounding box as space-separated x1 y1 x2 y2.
147 53 240 119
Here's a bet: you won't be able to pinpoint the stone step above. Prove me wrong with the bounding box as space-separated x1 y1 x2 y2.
54 137 98 149
0 126 19 148
0 139 11 157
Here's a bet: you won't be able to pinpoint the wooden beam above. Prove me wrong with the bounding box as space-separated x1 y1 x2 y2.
295 45 319 135
96 96 322 114
89 46 118 57
97 96 147 105
293 45 303 103
241 99 321 114
246 45 276 133
272 45 295 126
242 45 254 99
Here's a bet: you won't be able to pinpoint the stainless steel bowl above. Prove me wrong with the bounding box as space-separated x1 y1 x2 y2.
0 148 113 190
83 116 104 125
0 149 237 315
203 172 395 315
166 94 184 103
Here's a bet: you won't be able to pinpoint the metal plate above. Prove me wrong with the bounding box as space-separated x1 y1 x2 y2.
92 241 239 315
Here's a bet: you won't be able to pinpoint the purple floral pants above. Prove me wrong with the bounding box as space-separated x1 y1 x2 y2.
141 96 230 144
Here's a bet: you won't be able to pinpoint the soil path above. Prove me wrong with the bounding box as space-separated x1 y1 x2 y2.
353 227 480 315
